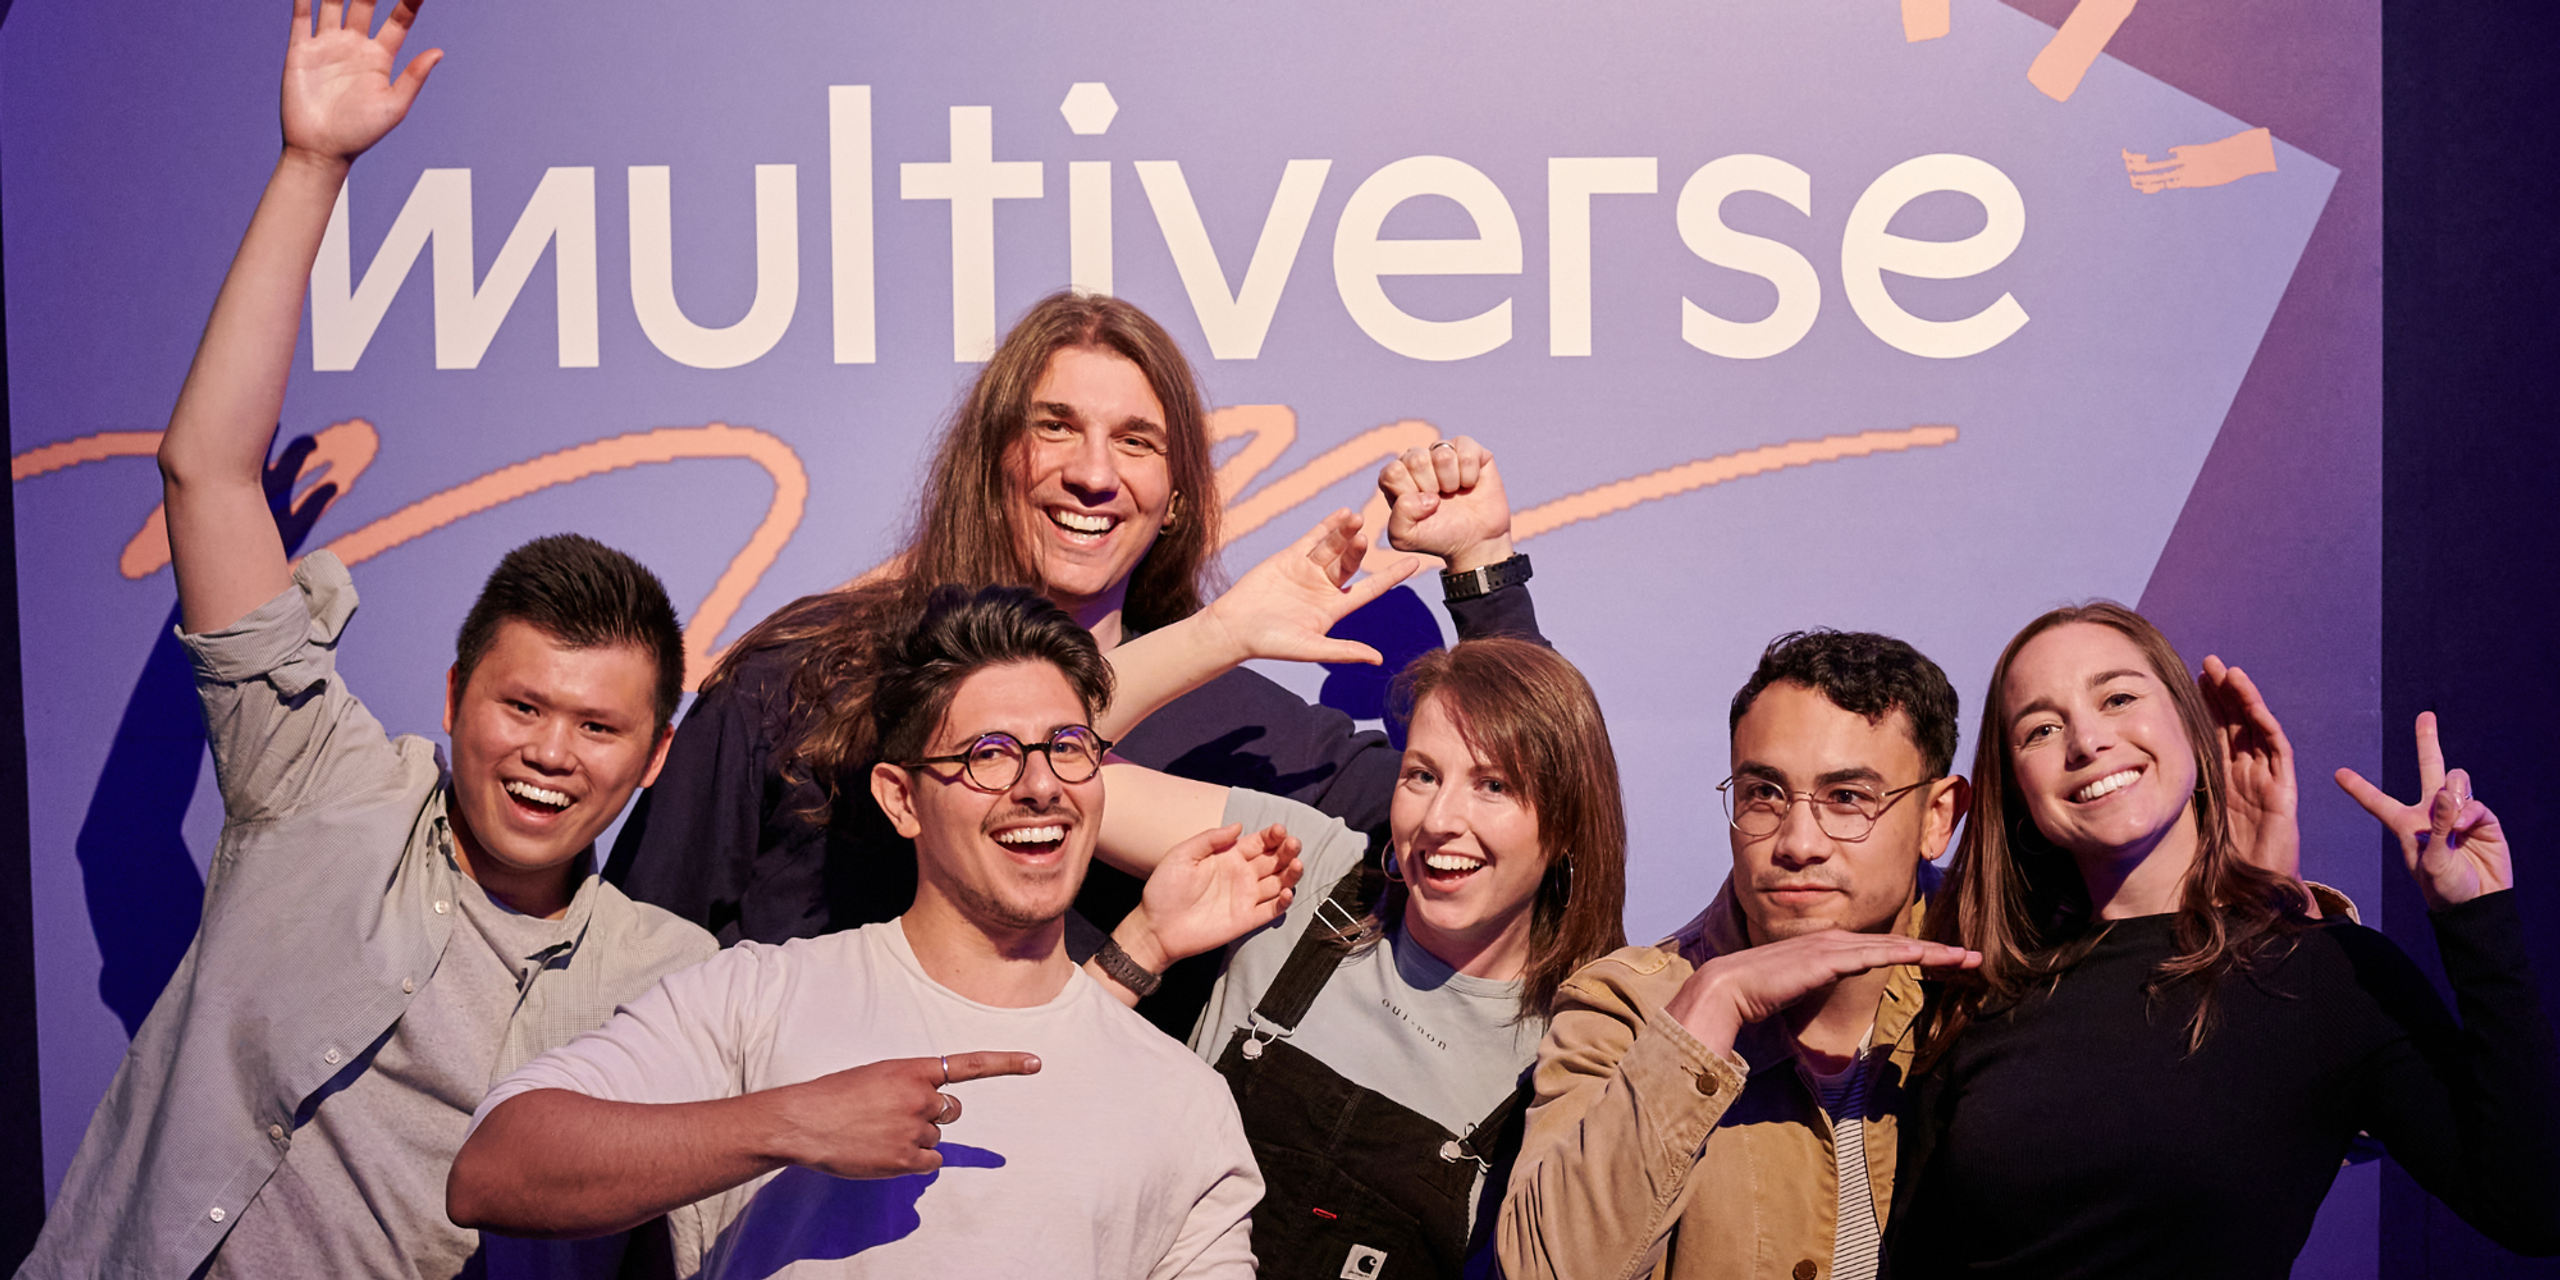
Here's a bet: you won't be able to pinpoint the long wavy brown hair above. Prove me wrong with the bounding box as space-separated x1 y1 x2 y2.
1374 639 1630 1024
709 291 1223 819
1919 602 2309 1061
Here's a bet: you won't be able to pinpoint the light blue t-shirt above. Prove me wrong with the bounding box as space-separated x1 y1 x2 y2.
1189 789 1539 1136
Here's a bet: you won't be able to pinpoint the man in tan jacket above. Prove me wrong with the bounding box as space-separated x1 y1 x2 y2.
1498 630 1978 1280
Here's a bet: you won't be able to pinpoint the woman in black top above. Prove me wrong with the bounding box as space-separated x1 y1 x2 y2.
1891 601 2560 1277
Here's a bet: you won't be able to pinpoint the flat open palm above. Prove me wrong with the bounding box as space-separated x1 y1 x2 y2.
1141 822 1305 962
282 0 441 162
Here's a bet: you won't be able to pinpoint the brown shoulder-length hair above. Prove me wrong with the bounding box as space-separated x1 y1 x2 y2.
1919 601 2309 1061
709 291 1223 816
1378 639 1629 1024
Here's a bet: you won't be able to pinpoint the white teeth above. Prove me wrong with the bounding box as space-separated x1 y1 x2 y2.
1052 510 1115 534
505 780 570 808
1424 853 1484 873
2073 770 2140 803
996 825 1066 845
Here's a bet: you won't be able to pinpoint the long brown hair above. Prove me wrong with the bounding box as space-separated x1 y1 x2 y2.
711 292 1222 817
1381 639 1629 1023
1920 602 2308 1060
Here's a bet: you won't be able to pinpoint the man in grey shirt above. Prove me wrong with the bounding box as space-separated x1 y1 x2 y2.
19 4 713 1276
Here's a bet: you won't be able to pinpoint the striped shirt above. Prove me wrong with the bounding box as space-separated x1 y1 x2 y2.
1801 1033 1882 1280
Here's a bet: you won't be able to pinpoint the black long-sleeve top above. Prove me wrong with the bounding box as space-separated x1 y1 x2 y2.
603 583 1544 947
1886 891 2560 1277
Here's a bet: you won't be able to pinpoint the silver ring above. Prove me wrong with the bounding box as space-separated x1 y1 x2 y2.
934 1094 957 1125
938 1055 950 1086
1430 440 1456 452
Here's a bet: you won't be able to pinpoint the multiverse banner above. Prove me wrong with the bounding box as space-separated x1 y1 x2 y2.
3 0 2373 1223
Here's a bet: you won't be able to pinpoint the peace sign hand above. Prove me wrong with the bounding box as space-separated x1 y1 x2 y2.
282 0 442 166
2335 712 2514 911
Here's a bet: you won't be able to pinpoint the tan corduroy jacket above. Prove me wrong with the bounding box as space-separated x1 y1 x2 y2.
1497 880 1925 1280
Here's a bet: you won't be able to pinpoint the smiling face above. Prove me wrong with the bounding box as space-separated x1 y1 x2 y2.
1004 345 1174 623
873 660 1101 936
1728 681 1955 948
1389 693 1552 979
2001 621 2203 869
442 620 671 914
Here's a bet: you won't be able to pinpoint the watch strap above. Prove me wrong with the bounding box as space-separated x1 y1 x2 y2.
1094 935 1165 998
1440 552 1532 603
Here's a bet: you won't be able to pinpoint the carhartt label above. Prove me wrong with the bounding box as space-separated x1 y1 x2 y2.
1342 1244 1388 1277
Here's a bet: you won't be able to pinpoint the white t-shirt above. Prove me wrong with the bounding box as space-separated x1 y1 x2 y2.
477 920 1260 1279
1193 790 1539 1137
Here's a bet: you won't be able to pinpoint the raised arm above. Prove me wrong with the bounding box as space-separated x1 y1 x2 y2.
1098 510 1418 740
1378 434 1514 572
161 0 439 635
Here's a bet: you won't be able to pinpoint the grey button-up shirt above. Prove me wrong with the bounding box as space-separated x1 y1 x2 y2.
22 553 715 1280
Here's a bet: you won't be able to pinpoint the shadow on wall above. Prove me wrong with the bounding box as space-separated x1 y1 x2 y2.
74 433 340 1035
1318 586 1446 750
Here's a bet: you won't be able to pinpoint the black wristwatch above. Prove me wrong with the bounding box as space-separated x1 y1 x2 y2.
1094 936 1164 998
1440 553 1532 603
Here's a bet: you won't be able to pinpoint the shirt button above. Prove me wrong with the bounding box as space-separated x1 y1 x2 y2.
402 977 416 994
1793 1262 1817 1280
434 900 449 915
209 1207 226 1223
323 1048 341 1065
268 1123 284 1141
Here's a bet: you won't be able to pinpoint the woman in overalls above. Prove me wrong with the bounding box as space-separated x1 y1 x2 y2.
1091 637 1629 1278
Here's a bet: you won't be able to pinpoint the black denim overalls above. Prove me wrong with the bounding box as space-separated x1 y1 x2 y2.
1212 860 1531 1279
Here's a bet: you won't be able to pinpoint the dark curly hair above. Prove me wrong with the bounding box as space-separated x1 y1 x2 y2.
869 586 1115 767
1728 629 1960 780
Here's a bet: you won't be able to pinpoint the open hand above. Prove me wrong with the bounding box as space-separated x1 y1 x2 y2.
774 1052 1041 1179
1201 510 1421 667
1378 436 1515 570
282 0 442 166
2200 655 2301 882
2336 713 2513 911
1129 822 1305 966
1663 930 1980 1056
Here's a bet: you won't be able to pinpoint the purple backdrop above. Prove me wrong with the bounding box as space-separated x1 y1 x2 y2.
4 0 2378 1267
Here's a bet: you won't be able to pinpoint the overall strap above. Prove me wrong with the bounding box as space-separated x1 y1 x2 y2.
1246 829 1390 1032
1456 1077 1535 1163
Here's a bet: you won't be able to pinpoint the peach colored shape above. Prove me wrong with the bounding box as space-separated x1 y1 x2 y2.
21 417 1958 684
8 430 163 481
11 422 809 691
1207 405 1300 508
2123 127 2278 194
2028 0 2138 102
1512 426 1961 542
313 424 807 688
119 419 381 579
1216 418 1444 550
1904 0 1952 43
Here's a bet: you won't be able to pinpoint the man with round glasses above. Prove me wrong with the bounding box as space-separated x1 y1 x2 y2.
450 587 1277 1278
1502 630 1979 1280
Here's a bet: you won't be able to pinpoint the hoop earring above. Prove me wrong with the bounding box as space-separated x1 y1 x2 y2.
1384 851 1406 883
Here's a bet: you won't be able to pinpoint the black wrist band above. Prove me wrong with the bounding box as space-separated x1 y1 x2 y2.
1095 936 1164 998
1440 552 1532 603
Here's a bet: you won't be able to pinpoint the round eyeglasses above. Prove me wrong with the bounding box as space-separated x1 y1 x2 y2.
1715 775 1928 843
904 726 1113 792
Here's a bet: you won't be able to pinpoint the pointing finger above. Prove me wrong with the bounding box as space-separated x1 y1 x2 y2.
941 1051 1042 1083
